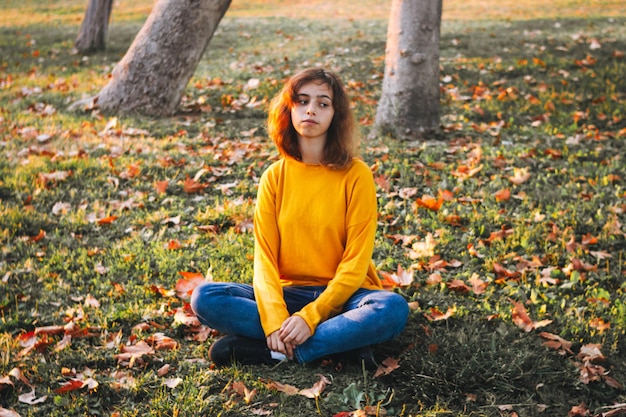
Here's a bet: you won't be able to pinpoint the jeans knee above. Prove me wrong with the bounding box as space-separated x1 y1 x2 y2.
387 293 409 335
190 283 210 316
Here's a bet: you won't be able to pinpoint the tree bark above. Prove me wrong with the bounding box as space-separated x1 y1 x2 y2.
75 0 114 54
373 0 442 141
96 0 231 116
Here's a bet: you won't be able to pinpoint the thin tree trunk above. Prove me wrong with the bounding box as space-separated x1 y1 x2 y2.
96 0 231 116
75 0 114 54
373 0 442 141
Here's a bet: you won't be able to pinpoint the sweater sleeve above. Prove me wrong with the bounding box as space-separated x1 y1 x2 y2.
252 169 290 336
293 162 378 333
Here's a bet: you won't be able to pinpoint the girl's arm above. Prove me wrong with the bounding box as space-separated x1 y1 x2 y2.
253 169 291 337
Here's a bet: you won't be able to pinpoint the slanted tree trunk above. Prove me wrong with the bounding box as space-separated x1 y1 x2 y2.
373 0 442 140
75 0 114 54
96 0 231 116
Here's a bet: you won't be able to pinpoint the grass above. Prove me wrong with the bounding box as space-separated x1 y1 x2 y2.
1 1 625 416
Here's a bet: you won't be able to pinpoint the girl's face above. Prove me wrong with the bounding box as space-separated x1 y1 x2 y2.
290 81 334 144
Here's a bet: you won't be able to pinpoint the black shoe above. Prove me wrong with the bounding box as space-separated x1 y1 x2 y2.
209 334 279 367
354 345 378 371
322 345 378 372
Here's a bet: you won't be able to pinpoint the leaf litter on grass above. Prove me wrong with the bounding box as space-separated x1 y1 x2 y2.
0 4 625 417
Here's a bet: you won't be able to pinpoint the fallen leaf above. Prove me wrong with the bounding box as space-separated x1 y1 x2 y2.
374 357 400 378
54 379 85 394
175 274 206 299
183 176 206 194
539 332 573 355
424 306 456 322
447 279 470 294
508 167 531 185
568 402 590 417
163 377 183 389
266 380 300 396
17 390 48 405
407 233 436 259
298 374 331 398
96 216 118 225
468 273 488 295
416 195 443 211
578 344 605 362
494 188 511 202
0 407 21 417
157 364 170 377
511 299 553 332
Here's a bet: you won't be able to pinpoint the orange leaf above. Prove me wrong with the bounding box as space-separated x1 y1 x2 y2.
416 195 443 211
424 306 456 322
494 188 510 202
97 216 118 225
155 181 169 194
511 299 552 332
183 177 206 194
444 214 462 227
167 239 182 250
29 229 46 243
112 282 125 294
176 274 206 299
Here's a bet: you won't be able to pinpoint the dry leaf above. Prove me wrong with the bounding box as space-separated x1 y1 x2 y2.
416 195 443 211
374 357 400 378
539 332 573 355
298 374 331 398
0 407 21 417
511 300 553 332
163 377 183 389
424 306 456 322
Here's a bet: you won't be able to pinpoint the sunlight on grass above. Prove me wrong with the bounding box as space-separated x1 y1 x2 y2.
1 0 625 28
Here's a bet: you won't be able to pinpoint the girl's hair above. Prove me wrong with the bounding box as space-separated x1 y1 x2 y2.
267 67 358 169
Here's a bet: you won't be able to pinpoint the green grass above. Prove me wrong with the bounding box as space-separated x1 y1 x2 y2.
1 2 625 416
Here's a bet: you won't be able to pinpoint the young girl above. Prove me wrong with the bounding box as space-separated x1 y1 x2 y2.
191 68 408 368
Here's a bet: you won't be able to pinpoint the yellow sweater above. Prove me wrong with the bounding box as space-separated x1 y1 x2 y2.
253 157 382 337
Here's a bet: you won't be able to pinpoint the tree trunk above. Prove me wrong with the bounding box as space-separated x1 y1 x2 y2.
96 0 231 116
75 0 114 54
373 0 442 141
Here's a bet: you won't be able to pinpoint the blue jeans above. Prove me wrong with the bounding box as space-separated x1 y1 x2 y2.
190 283 409 363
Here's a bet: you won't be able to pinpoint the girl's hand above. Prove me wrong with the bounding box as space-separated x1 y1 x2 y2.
267 331 291 359
279 316 311 347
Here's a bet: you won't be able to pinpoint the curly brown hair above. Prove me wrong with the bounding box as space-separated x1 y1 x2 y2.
267 68 358 170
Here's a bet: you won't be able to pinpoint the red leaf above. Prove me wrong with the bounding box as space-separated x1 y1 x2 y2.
54 379 85 394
